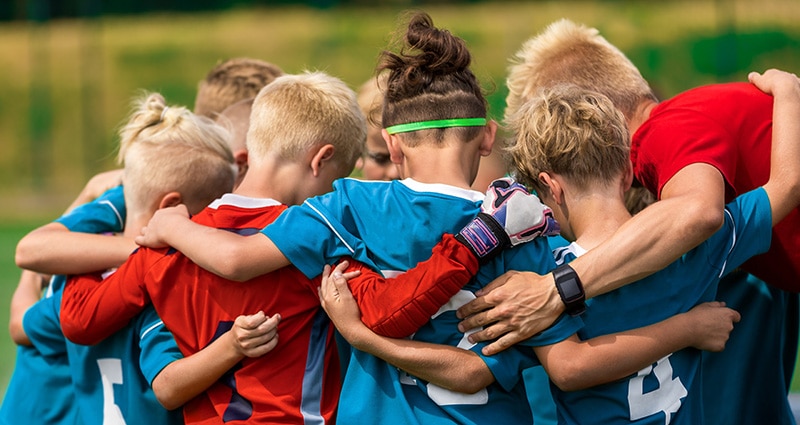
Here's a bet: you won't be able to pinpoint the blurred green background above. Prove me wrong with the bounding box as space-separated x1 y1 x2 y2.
1 0 799 400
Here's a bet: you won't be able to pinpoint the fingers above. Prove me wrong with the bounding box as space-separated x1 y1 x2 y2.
319 264 333 299
319 260 360 305
481 332 519 356
456 296 493 323
728 307 741 323
331 260 350 277
474 271 516 297
235 312 282 357
465 320 513 344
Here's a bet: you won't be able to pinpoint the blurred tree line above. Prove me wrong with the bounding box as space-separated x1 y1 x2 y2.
2 0 463 21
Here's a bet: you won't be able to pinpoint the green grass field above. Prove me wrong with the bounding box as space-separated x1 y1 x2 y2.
2 0 800 403
0 221 41 399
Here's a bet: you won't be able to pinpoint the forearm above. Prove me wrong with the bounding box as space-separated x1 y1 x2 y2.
9 270 47 346
352 235 479 338
537 313 695 391
571 192 721 299
16 223 135 275
153 218 284 281
343 325 493 393
152 332 244 410
60 274 148 345
762 76 800 224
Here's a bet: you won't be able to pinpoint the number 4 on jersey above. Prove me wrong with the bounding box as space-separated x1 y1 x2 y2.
627 355 688 424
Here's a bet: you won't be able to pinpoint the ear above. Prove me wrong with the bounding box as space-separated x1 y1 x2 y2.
479 120 499 157
310 144 336 177
383 129 404 164
234 150 249 181
158 192 183 209
622 159 634 191
538 172 564 205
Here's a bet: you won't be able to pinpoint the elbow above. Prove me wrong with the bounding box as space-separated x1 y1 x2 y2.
154 389 183 411
450 364 495 394
546 361 590 392
8 319 30 346
682 201 724 245
15 237 41 272
152 378 184 411
696 207 725 237
60 318 101 346
216 246 254 282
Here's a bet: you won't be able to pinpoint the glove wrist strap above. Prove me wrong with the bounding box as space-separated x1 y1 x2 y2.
455 213 511 263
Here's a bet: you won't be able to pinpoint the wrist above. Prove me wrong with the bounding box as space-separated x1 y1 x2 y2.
552 264 586 317
455 213 510 263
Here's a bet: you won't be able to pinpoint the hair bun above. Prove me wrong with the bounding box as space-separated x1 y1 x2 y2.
405 13 470 75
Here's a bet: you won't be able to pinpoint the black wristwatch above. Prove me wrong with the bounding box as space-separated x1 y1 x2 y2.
552 264 586 316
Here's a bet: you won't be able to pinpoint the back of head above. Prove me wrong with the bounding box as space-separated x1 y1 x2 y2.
505 19 656 124
358 72 388 133
216 97 254 154
380 12 487 146
247 71 366 174
194 57 284 119
506 84 630 194
119 93 236 216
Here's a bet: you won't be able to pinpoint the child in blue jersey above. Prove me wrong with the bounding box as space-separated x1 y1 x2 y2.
134 13 742 425
499 72 800 424
4 93 278 425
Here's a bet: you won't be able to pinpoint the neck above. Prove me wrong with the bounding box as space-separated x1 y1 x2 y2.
627 99 658 136
396 143 481 190
122 210 152 239
566 189 631 251
233 154 311 205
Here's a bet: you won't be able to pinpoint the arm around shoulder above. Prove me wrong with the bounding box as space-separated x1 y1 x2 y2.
136 205 287 281
750 69 800 224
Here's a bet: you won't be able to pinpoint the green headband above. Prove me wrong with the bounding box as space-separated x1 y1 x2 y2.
385 118 487 135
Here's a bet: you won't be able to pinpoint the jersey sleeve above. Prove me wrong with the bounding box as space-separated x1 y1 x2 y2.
261 189 376 279
135 306 183 386
55 185 126 233
60 249 155 346
22 290 67 358
346 234 480 338
472 343 536 391
714 187 773 275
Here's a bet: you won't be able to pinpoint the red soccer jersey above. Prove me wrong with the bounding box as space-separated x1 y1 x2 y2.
61 195 341 424
631 82 800 291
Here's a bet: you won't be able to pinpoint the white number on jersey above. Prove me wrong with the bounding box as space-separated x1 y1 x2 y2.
401 290 489 406
627 355 687 424
97 358 127 425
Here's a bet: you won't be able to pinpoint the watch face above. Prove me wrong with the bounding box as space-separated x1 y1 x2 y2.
560 277 582 300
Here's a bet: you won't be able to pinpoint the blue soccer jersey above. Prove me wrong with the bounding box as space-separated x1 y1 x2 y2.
550 188 772 425
0 185 123 425
64 298 183 425
702 270 798 425
0 275 79 425
55 185 126 233
262 178 581 424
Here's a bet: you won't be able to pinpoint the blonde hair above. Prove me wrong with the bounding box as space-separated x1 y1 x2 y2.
505 19 656 124
194 57 284 119
506 84 630 195
357 72 388 132
118 93 236 215
246 71 366 172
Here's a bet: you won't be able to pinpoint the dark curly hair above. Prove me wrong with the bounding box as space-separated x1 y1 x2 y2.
378 12 487 146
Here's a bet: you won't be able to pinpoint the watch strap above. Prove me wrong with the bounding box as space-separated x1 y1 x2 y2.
552 264 586 316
